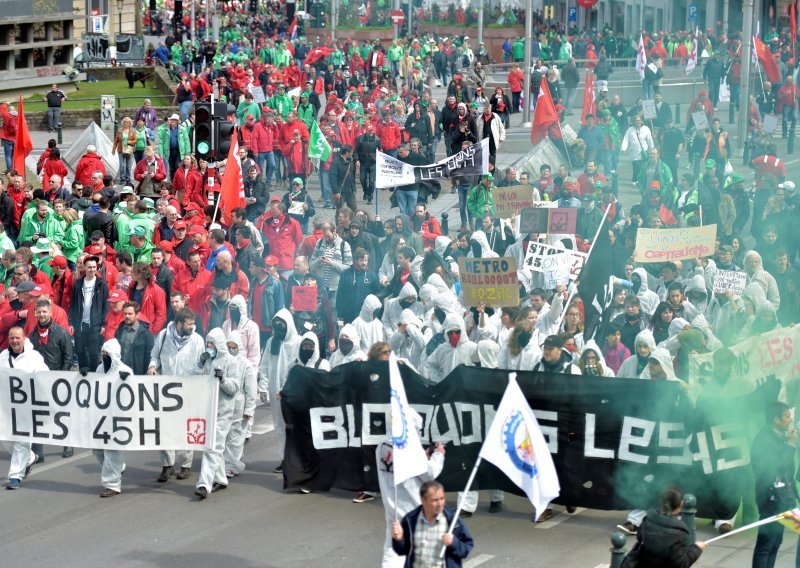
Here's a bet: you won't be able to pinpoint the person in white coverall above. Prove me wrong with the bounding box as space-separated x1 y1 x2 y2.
147 307 206 482
222 295 261 442
259 308 302 473
352 294 386 353
329 323 367 368
2 327 48 489
377 413 446 568
92 339 133 497
223 331 258 477
425 314 475 384
383 282 426 339
388 309 428 371
194 328 239 499
292 331 332 371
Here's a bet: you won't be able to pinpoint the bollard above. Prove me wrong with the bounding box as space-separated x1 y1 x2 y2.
441 212 449 235
789 130 795 155
609 531 627 568
683 493 697 544
729 101 735 126
57 124 63 145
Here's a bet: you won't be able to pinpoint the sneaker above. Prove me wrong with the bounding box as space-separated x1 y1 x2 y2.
194 486 208 499
617 521 639 535
534 508 554 523
566 505 577 514
353 492 375 503
225 468 238 478
6 478 21 490
157 466 174 482
717 522 733 534
273 462 284 474
62 447 74 458
298 488 312 494
211 482 227 492
100 488 119 498
460 510 474 518
176 467 192 480
488 501 503 513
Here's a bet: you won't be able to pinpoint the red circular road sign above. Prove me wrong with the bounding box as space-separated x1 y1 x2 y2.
391 9 405 25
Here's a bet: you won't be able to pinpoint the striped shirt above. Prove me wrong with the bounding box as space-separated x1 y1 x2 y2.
413 513 446 568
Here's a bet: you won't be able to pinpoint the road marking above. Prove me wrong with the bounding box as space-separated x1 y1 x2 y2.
28 450 93 476
251 415 275 435
534 507 586 529
593 564 610 568
464 553 495 567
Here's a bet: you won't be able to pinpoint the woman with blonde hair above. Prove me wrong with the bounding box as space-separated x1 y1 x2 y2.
498 322 542 370
112 116 138 186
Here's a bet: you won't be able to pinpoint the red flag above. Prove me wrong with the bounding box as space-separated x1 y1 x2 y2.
754 36 782 83
791 1 797 60
218 127 245 224
12 97 33 177
531 80 559 145
581 70 596 126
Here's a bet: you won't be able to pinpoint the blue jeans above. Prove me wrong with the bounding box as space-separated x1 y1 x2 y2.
274 151 285 182
2 139 13 171
396 189 418 216
179 100 193 121
47 107 62 131
258 151 275 184
782 106 797 136
391 60 400 76
118 153 132 183
457 183 471 227
753 519 783 568
320 170 333 207
642 81 654 100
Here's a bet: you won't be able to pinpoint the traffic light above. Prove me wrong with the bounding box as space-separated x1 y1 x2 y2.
193 102 214 161
216 120 235 159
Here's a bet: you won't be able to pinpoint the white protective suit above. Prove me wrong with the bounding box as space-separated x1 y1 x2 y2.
293 331 332 371
383 282 426 339
222 294 261 367
196 328 239 493
617 329 657 379
223 331 259 475
657 317 690 355
92 339 133 493
580 340 616 377
388 309 428 370
377 416 445 568
329 323 367 368
632 267 660 317
498 330 543 370
150 321 206 470
353 294 386 353
466 230 499 258
641 347 679 380
424 314 475 383
1 338 48 484
259 308 303 459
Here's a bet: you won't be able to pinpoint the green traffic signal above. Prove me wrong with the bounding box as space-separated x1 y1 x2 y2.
197 141 210 154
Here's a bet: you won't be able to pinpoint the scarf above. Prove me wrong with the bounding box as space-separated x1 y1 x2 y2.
236 238 251 250
167 321 192 351
37 320 52 345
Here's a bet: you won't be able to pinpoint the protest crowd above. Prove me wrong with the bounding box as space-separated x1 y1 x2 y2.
6 0 800 565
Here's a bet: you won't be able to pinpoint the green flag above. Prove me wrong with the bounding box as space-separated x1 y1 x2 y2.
308 120 332 161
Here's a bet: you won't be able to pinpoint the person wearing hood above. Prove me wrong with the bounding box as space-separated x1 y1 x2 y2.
393 215 424 257
498 322 543 370
92 339 133 497
643 347 679 380
434 235 459 277
193 328 239 499
714 282 765 345
576 193 605 243
378 410 446 568
617 329 656 379
329 324 367 369
259 309 302 474
337 247 380 324
630 268 660 317
666 282 699 322
744 250 780 311
613 296 650 353
466 229 499 259
480 216 513 257
532 334 581 375
388 308 428 371
466 173 496 220
293 331 331 371
222 294 260 368
425 314 475 384
352 294 385 354
223 331 258 478
148 307 207 482
383 282 426 340
345 218 380 272
556 182 581 209
650 301 674 344
601 322 630 375
2 328 49 489
579 341 616 377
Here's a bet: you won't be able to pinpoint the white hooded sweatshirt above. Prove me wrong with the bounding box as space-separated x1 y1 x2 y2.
259 308 303 396
632 267 660 317
353 294 386 353
223 294 261 368
329 323 368 368
227 331 258 419
293 331 331 371
383 282 426 339
388 309 428 370
424 314 475 383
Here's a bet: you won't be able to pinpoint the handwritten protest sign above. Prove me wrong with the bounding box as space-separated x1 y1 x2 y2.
519 206 577 234
292 286 318 312
375 139 489 188
248 85 266 104
642 99 657 120
633 224 717 262
543 253 572 288
458 257 520 307
692 111 709 131
523 241 587 281
376 152 416 187
712 269 747 296
494 185 535 218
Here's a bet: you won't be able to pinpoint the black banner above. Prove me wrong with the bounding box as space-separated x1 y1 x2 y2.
281 363 777 517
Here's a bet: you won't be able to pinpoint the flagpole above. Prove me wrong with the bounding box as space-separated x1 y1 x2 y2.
705 514 783 544
439 456 483 559
555 119 572 170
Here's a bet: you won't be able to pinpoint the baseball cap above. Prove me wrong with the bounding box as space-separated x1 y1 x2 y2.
108 290 127 303
264 255 279 266
129 225 147 237
88 245 105 256
270 196 282 203
31 239 51 254
188 225 207 236
730 173 745 184
47 256 67 269
543 335 565 349
781 180 797 192
159 240 174 252
174 220 188 230
28 286 44 298
16 281 36 293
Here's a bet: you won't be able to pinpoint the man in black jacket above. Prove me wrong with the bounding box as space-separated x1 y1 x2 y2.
68 255 109 370
82 196 114 245
243 163 270 221
329 144 357 211
30 298 73 371
115 301 155 375
356 126 381 204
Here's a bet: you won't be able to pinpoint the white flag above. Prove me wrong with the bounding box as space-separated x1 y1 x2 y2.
635 34 646 80
686 29 698 75
389 353 428 485
478 373 560 520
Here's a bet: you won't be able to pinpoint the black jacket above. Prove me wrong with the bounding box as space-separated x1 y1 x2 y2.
244 176 270 221
329 154 357 196
68 276 109 330
621 510 703 568
356 132 382 164
83 210 115 245
115 320 155 375
30 321 73 370
752 424 797 516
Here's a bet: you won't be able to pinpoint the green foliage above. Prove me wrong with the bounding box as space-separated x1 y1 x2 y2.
23 79 167 112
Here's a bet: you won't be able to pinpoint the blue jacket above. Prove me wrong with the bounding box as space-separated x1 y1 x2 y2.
248 275 285 329
335 266 379 324
392 505 474 567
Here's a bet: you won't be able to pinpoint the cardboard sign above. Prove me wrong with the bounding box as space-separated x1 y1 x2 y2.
248 84 266 104
642 99 657 120
519 207 577 234
288 201 306 215
633 224 717 262
523 241 587 281
691 111 709 131
494 184 535 219
762 113 779 134
712 269 747 296
543 253 573 288
292 285 318 312
457 257 520 308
